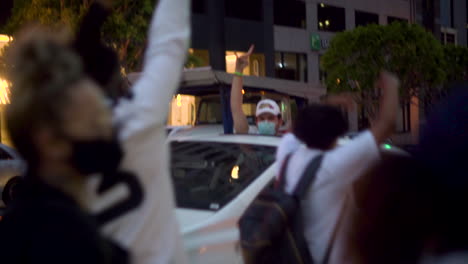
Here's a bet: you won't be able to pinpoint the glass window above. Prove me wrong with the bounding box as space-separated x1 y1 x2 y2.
446 33 455 44
275 52 308 82
317 3 346 32
226 51 265 76
319 55 327 84
355 10 379 27
274 0 306 28
187 49 210 68
168 95 197 126
171 141 276 211
396 103 411 133
197 98 223 125
225 0 262 21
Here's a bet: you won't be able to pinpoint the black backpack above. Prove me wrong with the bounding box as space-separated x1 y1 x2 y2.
238 154 324 264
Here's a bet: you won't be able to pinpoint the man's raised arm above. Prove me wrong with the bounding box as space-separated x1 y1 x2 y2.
231 45 254 134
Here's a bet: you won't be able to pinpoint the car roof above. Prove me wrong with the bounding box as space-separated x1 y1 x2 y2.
170 130 409 156
169 133 281 147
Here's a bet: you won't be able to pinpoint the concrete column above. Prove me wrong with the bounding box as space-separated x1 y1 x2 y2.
308 52 320 83
306 0 318 32
307 1 319 84
207 0 226 70
346 7 355 30
348 102 359 132
263 0 275 77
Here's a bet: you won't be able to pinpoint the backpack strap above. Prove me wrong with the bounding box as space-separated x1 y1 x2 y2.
275 153 293 189
293 154 324 198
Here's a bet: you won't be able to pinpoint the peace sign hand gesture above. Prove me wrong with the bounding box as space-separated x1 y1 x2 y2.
235 45 255 73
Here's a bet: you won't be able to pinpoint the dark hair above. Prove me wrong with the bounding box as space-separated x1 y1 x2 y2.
293 104 348 150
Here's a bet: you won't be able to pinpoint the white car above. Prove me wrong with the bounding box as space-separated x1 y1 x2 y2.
170 133 406 264
0 144 25 210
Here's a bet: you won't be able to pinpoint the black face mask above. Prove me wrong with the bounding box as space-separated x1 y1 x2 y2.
69 138 123 175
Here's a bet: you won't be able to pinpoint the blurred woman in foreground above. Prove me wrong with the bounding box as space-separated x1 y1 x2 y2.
348 84 468 264
0 28 128 263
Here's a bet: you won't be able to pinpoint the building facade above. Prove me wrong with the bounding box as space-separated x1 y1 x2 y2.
191 0 418 142
412 0 467 46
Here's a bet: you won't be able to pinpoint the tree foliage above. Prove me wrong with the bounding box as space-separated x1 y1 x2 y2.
321 22 447 117
443 44 468 83
2 0 158 72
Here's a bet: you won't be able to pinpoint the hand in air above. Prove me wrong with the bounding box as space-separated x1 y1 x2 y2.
235 44 255 73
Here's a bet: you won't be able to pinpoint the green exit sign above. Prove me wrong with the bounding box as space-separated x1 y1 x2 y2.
311 33 321 51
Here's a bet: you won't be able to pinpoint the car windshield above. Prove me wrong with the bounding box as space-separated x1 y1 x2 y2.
171 141 276 211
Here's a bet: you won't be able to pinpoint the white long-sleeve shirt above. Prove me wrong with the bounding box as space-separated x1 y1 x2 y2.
89 0 190 263
276 132 380 264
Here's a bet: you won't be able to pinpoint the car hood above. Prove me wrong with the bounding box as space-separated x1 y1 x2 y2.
175 208 215 233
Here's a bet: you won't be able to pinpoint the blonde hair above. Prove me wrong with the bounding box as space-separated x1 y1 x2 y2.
5 26 84 164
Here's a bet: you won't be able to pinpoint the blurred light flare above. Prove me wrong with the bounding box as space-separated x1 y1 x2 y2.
231 165 239 180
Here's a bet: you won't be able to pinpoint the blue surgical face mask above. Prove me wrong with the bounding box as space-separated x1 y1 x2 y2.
257 121 277 136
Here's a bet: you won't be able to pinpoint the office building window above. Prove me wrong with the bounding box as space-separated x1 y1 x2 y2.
274 0 306 28
396 103 411 133
318 55 327 84
192 0 205 14
317 3 346 32
387 16 408 24
275 52 308 82
355 11 379 27
187 49 210 68
225 0 262 21
226 51 265 76
441 27 457 45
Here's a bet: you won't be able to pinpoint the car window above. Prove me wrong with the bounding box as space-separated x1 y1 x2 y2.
171 141 276 211
197 98 223 125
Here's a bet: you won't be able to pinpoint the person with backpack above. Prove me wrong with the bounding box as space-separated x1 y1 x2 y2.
240 71 399 264
279 71 399 263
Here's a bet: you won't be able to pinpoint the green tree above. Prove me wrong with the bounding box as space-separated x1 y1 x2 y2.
2 0 158 72
443 44 468 83
321 22 446 119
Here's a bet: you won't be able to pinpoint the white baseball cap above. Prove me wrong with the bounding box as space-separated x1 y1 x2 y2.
256 99 281 117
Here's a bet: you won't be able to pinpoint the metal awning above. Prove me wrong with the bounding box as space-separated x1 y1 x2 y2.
127 67 325 101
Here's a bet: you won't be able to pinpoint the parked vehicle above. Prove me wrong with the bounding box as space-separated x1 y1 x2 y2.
0 144 25 210
170 133 406 264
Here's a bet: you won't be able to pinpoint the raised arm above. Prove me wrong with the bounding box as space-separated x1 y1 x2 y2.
116 0 190 139
73 0 125 101
370 71 399 144
231 45 254 134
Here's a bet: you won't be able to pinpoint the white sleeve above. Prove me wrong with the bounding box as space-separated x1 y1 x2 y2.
115 0 191 139
275 133 303 175
321 130 381 185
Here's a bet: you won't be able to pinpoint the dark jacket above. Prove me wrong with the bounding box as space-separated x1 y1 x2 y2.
0 180 129 264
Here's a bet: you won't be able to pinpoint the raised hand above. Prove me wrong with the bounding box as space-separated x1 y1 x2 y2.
235 44 255 73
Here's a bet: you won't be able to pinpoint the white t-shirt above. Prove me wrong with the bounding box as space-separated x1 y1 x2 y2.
276 131 380 263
